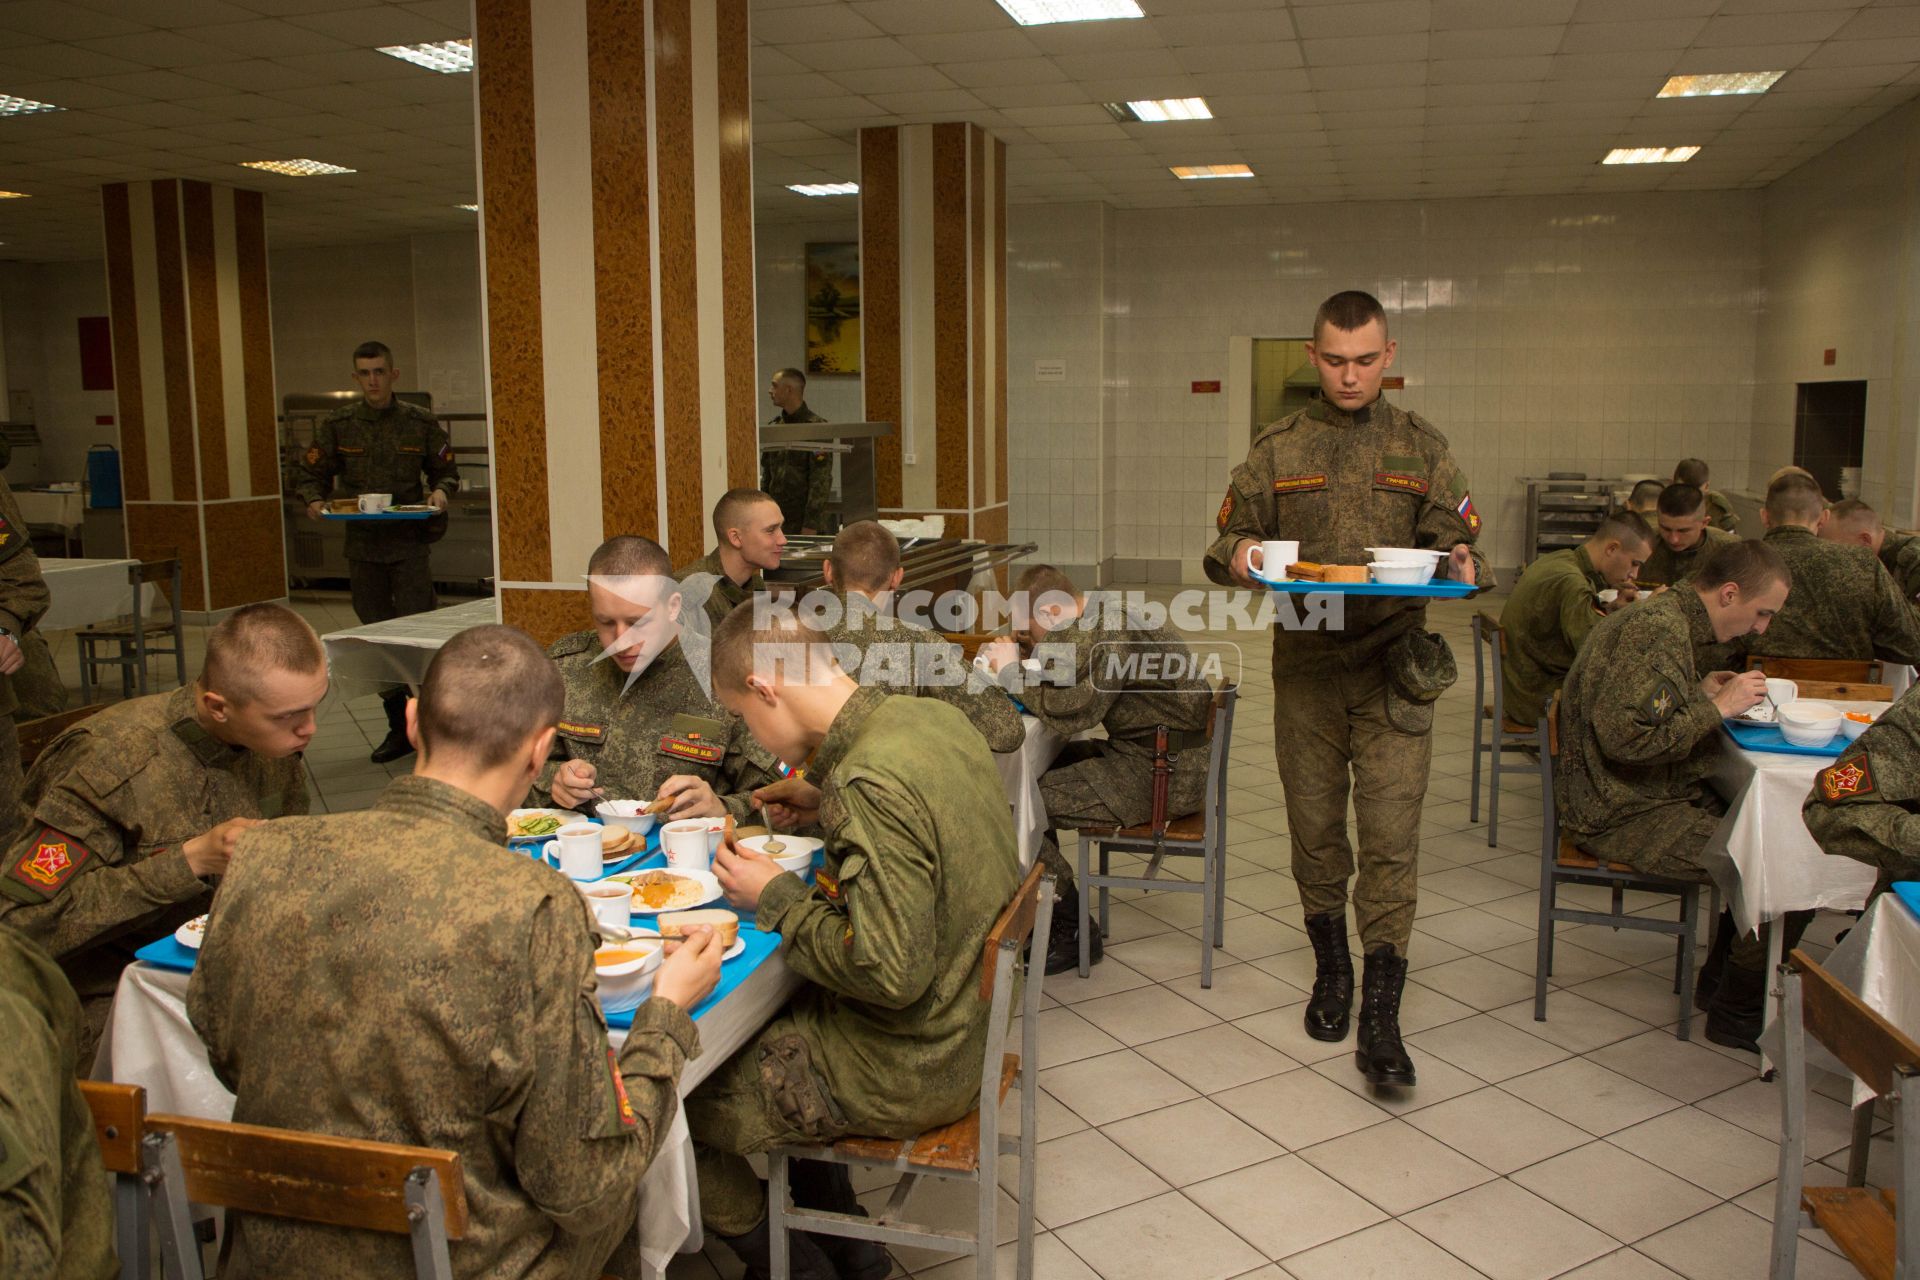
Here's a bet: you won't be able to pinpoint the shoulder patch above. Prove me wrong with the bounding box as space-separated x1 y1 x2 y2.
7 829 91 899
1273 473 1327 495
1817 757 1876 803
606 1047 637 1127
0 512 12 557
659 735 723 765
1216 488 1234 531
1456 491 1481 535
1641 675 1682 724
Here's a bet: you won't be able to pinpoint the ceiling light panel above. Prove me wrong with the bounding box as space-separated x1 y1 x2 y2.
1600 146 1700 164
0 95 61 117
1108 96 1213 123
994 0 1144 27
378 40 474 74
787 182 860 196
1657 71 1786 97
1170 163 1254 179
240 159 357 176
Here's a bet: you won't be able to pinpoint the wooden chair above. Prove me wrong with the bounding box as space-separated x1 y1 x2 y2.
17 703 107 769
1794 680 1895 703
1770 948 1919 1279
78 556 186 702
1746 656 1884 686
1535 695 1705 1040
940 632 1000 662
1469 611 1544 848
766 861 1056 1280
80 1080 469 1280
1075 682 1238 987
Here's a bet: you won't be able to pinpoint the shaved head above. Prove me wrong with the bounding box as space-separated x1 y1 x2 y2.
415 625 563 769
201 604 325 705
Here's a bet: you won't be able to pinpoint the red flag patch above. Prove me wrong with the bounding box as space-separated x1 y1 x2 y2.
1819 758 1875 802
9 828 90 896
1456 492 1481 535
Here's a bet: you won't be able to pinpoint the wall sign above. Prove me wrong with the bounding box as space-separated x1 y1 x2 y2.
1033 358 1066 382
1191 380 1221 393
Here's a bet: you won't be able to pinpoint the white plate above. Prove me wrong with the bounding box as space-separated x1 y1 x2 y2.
507 808 587 841
175 915 208 949
608 867 724 915
723 936 746 962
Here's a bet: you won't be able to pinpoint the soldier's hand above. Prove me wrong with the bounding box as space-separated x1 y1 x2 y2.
657 775 724 818
551 759 599 809
429 490 449 513
752 776 821 829
714 839 784 911
1446 543 1477 586
183 816 266 878
978 637 1019 674
1228 539 1261 589
653 926 722 1010
1712 669 1769 719
0 633 21 675
305 500 325 521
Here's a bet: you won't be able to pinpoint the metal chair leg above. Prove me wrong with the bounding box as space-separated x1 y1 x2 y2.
1675 887 1697 1040
1486 734 1502 847
770 1152 791 1280
1077 836 1092 979
1769 967 1806 1279
1199 842 1216 989
1213 838 1227 948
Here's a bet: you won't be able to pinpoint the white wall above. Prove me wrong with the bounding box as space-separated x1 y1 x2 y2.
1008 190 1766 578
0 260 118 482
752 218 863 425
1753 97 1920 528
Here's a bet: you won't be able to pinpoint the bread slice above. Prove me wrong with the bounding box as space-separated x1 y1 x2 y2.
657 908 739 948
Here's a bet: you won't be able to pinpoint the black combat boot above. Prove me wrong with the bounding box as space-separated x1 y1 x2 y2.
370 692 415 764
1704 958 1767 1053
1044 883 1102 976
1353 947 1416 1087
714 1210 839 1280
788 1159 891 1280
1693 910 1735 1012
1302 912 1355 1042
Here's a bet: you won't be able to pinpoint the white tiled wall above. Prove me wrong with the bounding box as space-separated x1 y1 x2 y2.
269 238 421 403
1754 97 1920 529
752 218 864 426
0 259 117 482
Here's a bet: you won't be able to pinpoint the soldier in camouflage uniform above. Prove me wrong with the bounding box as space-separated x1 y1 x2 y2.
0 472 50 849
761 368 834 535
1674 459 1739 535
9 633 66 725
693 609 1021 1280
1804 687 1920 892
1556 539 1799 1052
675 488 787 633
1499 511 1654 730
0 929 114 1280
980 564 1211 974
1641 483 1736 587
187 625 723 1280
1205 290 1489 1088
293 340 459 765
819 521 1023 753
1749 475 1920 668
538 536 781 821
0 604 322 1066
1823 499 1920 603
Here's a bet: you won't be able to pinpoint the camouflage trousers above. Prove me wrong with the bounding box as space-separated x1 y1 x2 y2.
348 555 436 704
1272 661 1427 955
0 718 20 853
1037 740 1209 890
10 632 66 723
1579 798 1766 971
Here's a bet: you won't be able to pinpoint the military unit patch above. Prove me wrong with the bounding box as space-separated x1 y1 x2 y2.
557 720 606 742
1457 492 1481 535
1216 489 1234 531
816 870 840 901
1641 676 1682 724
606 1047 636 1127
8 829 89 896
1272 473 1327 494
1819 758 1875 802
658 735 723 765
1373 472 1429 495
0 512 10 553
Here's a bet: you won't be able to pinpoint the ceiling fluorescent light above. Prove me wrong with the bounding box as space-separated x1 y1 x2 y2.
1108 97 1212 123
454 203 479 212
1600 146 1699 165
240 158 356 176
1171 163 1254 180
377 39 473 73
994 0 1144 26
0 190 29 199
787 182 859 197
1658 71 1785 98
0 94 61 117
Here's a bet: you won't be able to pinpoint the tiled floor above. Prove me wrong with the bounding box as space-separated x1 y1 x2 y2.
34 586 1882 1279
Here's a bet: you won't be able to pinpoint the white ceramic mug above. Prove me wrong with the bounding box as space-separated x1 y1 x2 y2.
358 492 393 513
579 880 631 933
1245 539 1300 582
543 823 604 880
661 818 723 871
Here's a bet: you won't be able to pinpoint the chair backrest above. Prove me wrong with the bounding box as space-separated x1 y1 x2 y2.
133 557 180 588
980 858 1051 1003
940 631 997 661
1795 679 1894 702
19 704 107 769
144 1111 468 1241
1746 655 1882 685
79 1080 147 1175
1202 681 1239 833
1786 948 1920 1099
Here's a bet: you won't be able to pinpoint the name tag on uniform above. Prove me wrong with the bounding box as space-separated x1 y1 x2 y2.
397 444 422 455
557 719 606 743
1373 472 1429 495
337 445 365 456
1272 474 1326 494
658 735 723 764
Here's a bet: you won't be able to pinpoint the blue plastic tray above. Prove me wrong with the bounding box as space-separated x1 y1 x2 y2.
1892 882 1920 920
322 509 433 521
1722 719 1847 758
1252 570 1475 599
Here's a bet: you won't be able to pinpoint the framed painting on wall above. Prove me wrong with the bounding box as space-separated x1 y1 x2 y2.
804 241 860 377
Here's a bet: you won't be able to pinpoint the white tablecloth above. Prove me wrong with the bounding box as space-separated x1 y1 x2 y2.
998 714 1068 869
1799 891 1920 1105
38 558 147 631
16 489 84 531
320 597 499 688
98 951 801 1277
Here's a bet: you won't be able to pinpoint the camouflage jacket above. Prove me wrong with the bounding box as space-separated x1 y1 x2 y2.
1499 545 1609 731
1747 525 1920 667
0 686 307 1004
1556 588 1725 840
1803 688 1920 886
753 689 1020 1136
821 596 1023 753
187 775 698 1280
293 399 459 563
1639 526 1734 588
675 547 765 632
0 930 114 1280
1881 531 1920 602
0 474 50 721
1204 393 1490 674
1705 490 1740 534
532 633 780 821
763 404 832 533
